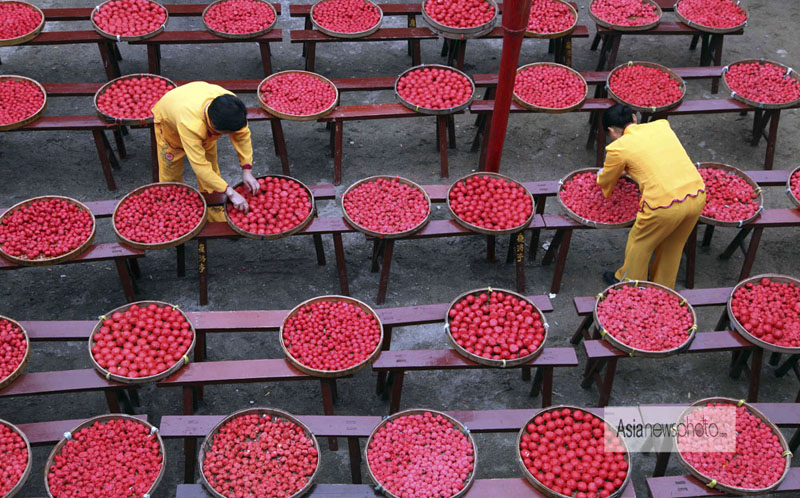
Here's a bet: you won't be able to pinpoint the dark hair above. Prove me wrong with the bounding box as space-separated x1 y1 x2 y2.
208 95 247 132
602 104 634 130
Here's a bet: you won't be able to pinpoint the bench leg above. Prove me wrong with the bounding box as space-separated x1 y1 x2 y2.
129 259 141 279
371 239 384 273
269 120 291 176
653 452 671 477
769 352 781 367
718 227 752 260
775 354 800 378
407 14 415 56
515 232 526 293
701 224 715 248
447 115 456 149
436 116 449 178
570 316 593 345
258 41 273 76
550 229 573 295
149 126 159 182
105 390 122 413
506 233 515 264
411 39 421 66
333 233 350 295
529 198 546 261
590 32 602 51
147 44 162 74
564 38 573 67
389 370 405 414
348 436 362 484
113 129 127 159
455 41 466 70
751 109 769 146
334 121 343 185
477 112 492 171
747 348 763 402
184 436 197 483
790 428 800 454
198 239 209 306
542 230 564 266
685 224 697 289
597 358 618 407
182 386 195 415
486 235 496 263
729 350 751 380
92 130 117 191
97 41 121 79
114 258 137 302
313 234 326 266
529 367 554 406
376 240 395 305
710 35 723 93
738 226 763 281
177 243 186 277
376 326 394 395
320 379 338 451
195 331 206 363
763 110 780 170
306 41 316 72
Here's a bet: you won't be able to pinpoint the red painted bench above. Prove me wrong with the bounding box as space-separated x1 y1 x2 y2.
647 470 800 497
17 414 148 445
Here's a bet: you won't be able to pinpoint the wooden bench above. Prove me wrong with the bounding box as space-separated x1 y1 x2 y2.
647 470 800 497
16 414 148 445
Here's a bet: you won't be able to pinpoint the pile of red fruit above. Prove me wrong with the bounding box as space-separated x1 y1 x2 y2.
560 171 641 224
730 277 800 348
448 290 546 361
397 67 473 110
47 418 163 497
790 169 800 205
597 285 695 351
312 0 381 34
115 184 205 245
527 0 575 34
92 0 167 37
226 176 312 236
368 411 475 498
725 62 800 105
590 0 660 27
343 177 430 234
96 76 174 121
0 198 94 261
0 1 42 41
698 167 760 222
676 0 746 29
0 77 45 127
520 407 629 497
609 64 684 108
0 318 27 384
260 72 337 117
448 175 533 231
282 299 382 372
90 303 194 379
203 412 318 497
515 64 586 109
203 0 276 35
0 422 28 496
424 0 496 29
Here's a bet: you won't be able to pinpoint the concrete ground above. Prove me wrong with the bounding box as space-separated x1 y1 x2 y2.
1 0 799 496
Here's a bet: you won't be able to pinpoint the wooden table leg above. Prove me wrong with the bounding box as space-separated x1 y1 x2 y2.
701 224 715 248
177 244 186 277
198 239 209 306
436 115 449 178
447 115 456 149
506 233 516 264
334 121 343 185
540 367 554 406
376 326 394 395
775 354 800 378
515 231 526 293
738 226 763 281
306 41 316 72
182 386 195 415
565 37 573 67
258 41 273 76
685 224 697 289
97 41 121 79
320 379 338 450
114 258 137 302
477 112 492 171
376 240 395 305
764 110 780 170
184 436 197 483
455 40 466 69
370 240 383 273
389 370 405 414
411 39 421 66
112 129 127 159
92 130 117 191
269 120 290 176
147 44 161 74
718 226 752 260
606 34 622 69
729 350 751 379
769 352 781 367
590 32 602 51
550 229 573 295
333 233 350 295
149 126 158 182
406 14 415 56
529 197 546 261
348 436 362 484
747 348 763 402
104 390 121 413
710 34 723 93
595 124 606 167
312 234 326 266
486 235 496 263
570 316 593 345
542 230 564 266
789 428 800 453
653 452 670 477
598 358 618 407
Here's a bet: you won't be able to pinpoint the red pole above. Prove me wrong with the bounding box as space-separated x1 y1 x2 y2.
483 0 531 173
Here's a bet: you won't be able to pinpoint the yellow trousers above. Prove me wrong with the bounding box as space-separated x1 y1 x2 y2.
615 192 706 289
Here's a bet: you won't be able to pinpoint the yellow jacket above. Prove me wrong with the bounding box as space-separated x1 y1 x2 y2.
152 82 253 193
598 120 705 210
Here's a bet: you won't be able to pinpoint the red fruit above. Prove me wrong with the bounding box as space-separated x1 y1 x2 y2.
725 62 800 105
698 168 760 222
676 0 746 29
93 0 167 37
0 77 44 126
343 177 430 234
0 1 42 40
312 0 381 34
515 64 586 109
0 318 27 384
259 72 337 117
115 184 205 245
0 421 28 496
204 0 276 34
609 64 684 108
591 0 660 27
559 171 641 224
424 0 496 29
226 176 312 236
730 277 800 348
448 175 533 231
96 76 174 121
397 66 473 110
527 0 576 34
790 169 800 205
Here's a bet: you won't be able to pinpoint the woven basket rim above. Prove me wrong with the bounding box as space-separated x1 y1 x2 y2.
525 0 578 38
93 73 177 126
394 64 476 116
0 417 32 498
91 0 168 42
341 175 432 239
588 0 663 32
695 162 764 227
202 0 278 39
513 62 588 113
722 59 800 110
0 75 47 131
674 0 748 34
0 1 45 47
606 61 687 113
421 0 498 39
787 165 800 209
0 315 30 391
557 168 639 229
446 172 535 235
310 0 384 39
257 70 339 121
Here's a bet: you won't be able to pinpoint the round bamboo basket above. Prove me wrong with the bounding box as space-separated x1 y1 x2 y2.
588 0 662 31
695 162 763 228
341 175 432 239
446 172 535 235
557 168 640 229
674 0 748 34
394 64 476 116
0 316 29 391
365 409 478 498
594 280 698 358
674 397 792 495
223 175 316 240
525 0 578 38
787 165 800 209
513 62 588 113
202 0 278 39
607 61 687 113
310 0 383 39
445 287 549 368
198 407 321 498
421 0 498 39
0 75 47 131
0 196 95 266
722 59 800 110
0 1 45 47
93 73 177 126
0 418 32 498
113 182 208 250
88 300 196 384
44 415 165 498
257 71 339 121
91 0 168 42
517 405 633 498
280 295 384 378
727 274 800 355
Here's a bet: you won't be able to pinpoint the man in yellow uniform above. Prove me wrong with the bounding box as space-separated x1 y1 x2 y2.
152 81 260 221
598 104 706 289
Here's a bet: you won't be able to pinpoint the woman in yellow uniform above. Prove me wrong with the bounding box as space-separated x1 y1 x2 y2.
152 81 260 221
598 105 706 289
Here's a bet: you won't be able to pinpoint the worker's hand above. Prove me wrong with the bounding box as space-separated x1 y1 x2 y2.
242 169 260 195
226 186 249 213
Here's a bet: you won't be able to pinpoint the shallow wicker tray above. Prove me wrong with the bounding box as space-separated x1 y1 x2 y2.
394 64 476 116
94 73 177 126
88 300 196 384
445 287 549 368
0 1 45 47
310 0 383 39
224 175 316 240
588 0 662 32
525 0 578 38
280 295 384 378
0 418 32 498
722 59 800 110
113 182 208 250
365 408 478 498
342 175 432 239
513 62 588 113
696 162 763 228
421 0 498 39
787 165 800 209
674 0 748 34
517 405 633 498
198 407 321 498
202 0 278 39
0 316 30 391
447 172 535 235
0 196 96 266
91 0 168 42
594 280 697 358
607 61 686 113
0 75 47 131
674 397 792 495
727 274 800 355
257 70 339 121
557 168 639 229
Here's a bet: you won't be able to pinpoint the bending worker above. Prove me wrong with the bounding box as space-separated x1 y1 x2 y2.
152 81 260 221
598 104 706 289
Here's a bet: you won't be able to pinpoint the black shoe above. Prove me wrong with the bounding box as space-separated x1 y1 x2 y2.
603 271 619 286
